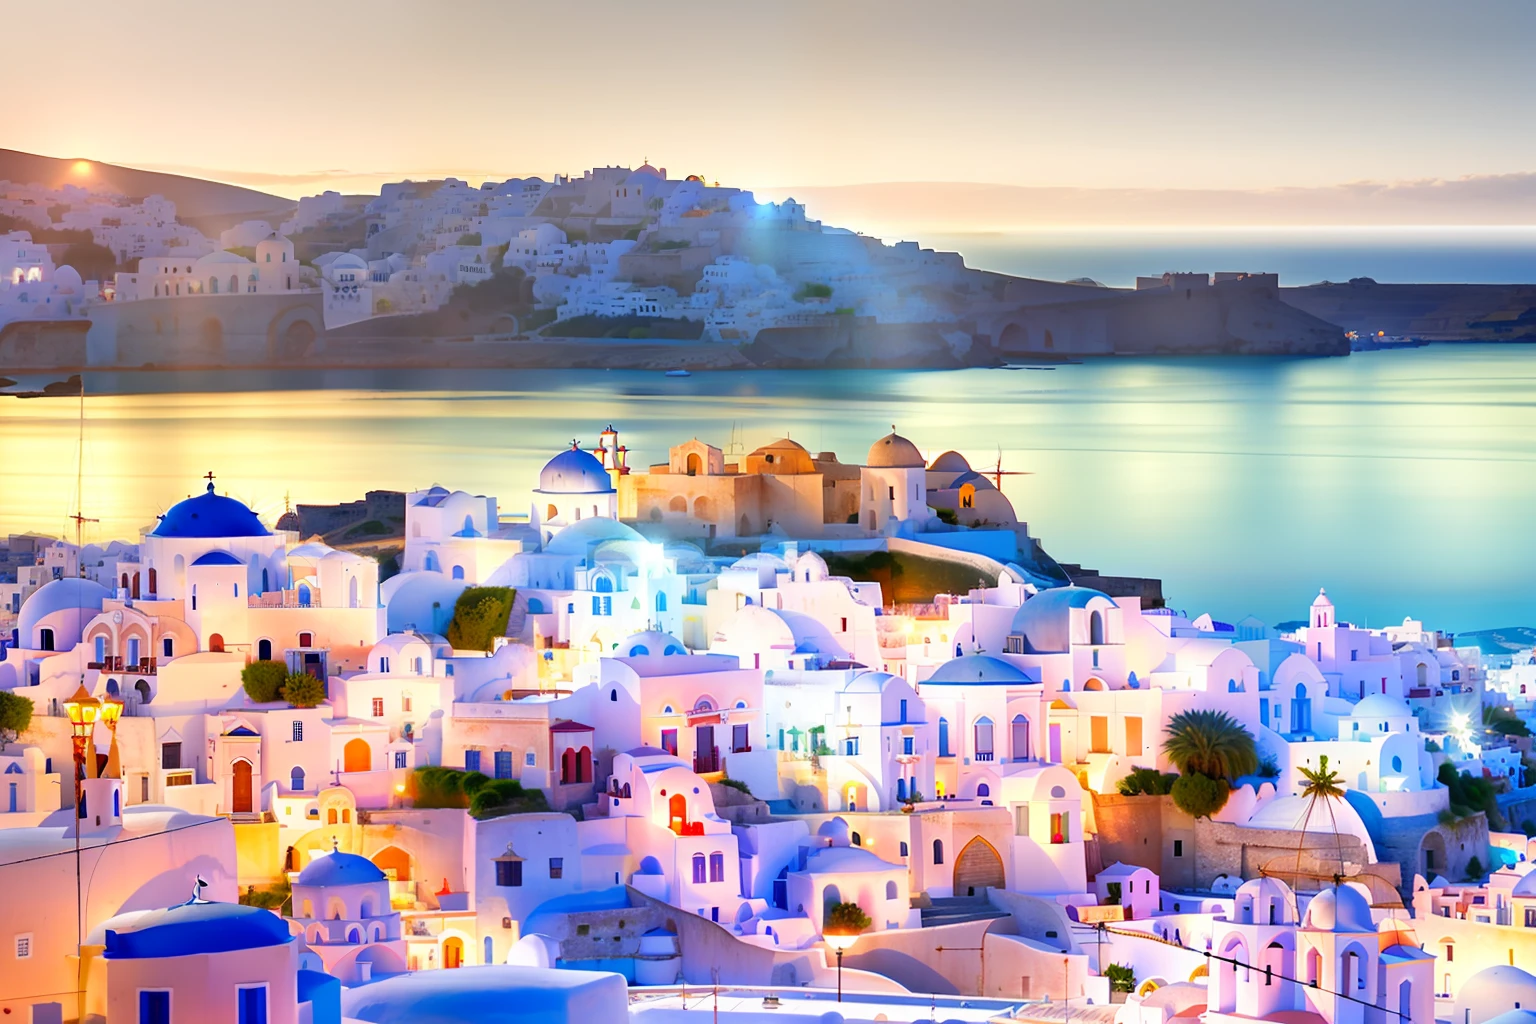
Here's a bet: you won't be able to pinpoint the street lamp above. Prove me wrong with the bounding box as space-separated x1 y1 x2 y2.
824 931 859 1002
62 683 100 1024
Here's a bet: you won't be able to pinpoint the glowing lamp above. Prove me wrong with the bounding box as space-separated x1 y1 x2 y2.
100 695 124 727
823 931 860 952
64 684 101 739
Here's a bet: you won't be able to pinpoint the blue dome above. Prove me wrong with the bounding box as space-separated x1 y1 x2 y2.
1008 586 1114 653
104 901 292 959
191 550 243 566
538 445 614 494
923 654 1034 685
297 850 387 887
152 482 270 539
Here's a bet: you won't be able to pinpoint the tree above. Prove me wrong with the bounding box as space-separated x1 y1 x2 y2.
1292 754 1348 885
0 690 33 750
241 660 289 703
58 241 118 281
281 673 326 708
1104 962 1136 994
456 232 482 246
1117 767 1178 796
823 901 871 935
1465 856 1485 881
1170 772 1228 818
446 586 516 651
1162 709 1258 782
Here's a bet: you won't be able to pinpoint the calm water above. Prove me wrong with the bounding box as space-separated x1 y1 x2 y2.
3 345 1535 632
916 227 1536 287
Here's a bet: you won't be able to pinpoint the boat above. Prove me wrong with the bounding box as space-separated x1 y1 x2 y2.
665 369 692 378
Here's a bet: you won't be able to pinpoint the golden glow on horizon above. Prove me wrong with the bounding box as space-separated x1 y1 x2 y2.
72 160 92 176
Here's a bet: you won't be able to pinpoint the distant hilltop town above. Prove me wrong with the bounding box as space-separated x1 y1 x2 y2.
4 154 1534 373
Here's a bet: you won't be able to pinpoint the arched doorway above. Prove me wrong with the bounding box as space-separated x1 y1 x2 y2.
231 759 253 813
669 792 687 834
686 453 701 476
952 836 1006 896
372 845 412 881
442 935 464 969
344 738 371 773
1420 831 1448 876
209 633 225 653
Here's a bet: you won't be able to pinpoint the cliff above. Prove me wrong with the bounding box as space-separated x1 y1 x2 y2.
1281 279 1536 341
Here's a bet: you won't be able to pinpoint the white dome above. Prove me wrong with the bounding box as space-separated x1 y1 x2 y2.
712 604 794 652
196 250 253 265
1452 966 1536 1024
618 630 686 657
53 265 82 292
1350 693 1411 719
1302 884 1374 933
543 516 641 555
928 450 971 472
1512 871 1536 898
1244 794 1377 864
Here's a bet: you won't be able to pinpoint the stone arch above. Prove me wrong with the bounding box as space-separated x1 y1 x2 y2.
343 738 371 773
269 302 321 361
952 835 1005 896
997 321 1025 351
669 496 687 513
372 844 413 881
1420 830 1448 876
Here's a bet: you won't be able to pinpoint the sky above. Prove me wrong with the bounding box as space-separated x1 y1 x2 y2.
9 0 1536 203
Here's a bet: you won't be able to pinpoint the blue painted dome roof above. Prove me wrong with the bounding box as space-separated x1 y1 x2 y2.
151 482 270 539
538 445 614 494
1008 586 1113 653
191 550 243 566
103 901 292 959
923 654 1033 685
297 850 387 887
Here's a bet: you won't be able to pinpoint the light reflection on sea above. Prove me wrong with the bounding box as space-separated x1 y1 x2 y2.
2 344 1534 631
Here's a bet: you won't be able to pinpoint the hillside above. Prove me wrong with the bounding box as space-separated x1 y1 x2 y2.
0 148 295 231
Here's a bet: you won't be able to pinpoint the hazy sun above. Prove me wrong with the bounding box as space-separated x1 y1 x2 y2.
72 160 92 176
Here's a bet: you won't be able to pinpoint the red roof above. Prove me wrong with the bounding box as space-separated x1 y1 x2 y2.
550 720 594 733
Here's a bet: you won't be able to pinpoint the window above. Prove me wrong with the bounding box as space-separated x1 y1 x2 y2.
402 695 412 713
549 857 563 879
732 724 749 752
899 841 908 857
380 657 390 674
903 736 914 755
238 985 267 1024
39 627 54 651
661 729 678 756
292 720 303 742
494 751 513 779
525 751 536 767
709 852 725 882
886 881 898 899
1173 840 1184 858
692 854 706 883
899 698 908 723
933 839 944 864
15 934 31 959
161 742 182 770
844 736 859 756
394 751 407 769
372 697 385 717
291 767 305 791
140 991 171 1024
938 717 950 757
465 750 481 773
496 859 523 886
299 632 313 647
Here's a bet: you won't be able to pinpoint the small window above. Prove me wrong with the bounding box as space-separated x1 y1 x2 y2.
291 721 303 742
140 991 171 1024
465 750 481 773
237 985 267 1024
162 637 174 658
15 934 32 959
899 841 909 857
496 860 523 887
161 742 182 770
525 751 537 767
394 751 407 769
1173 840 1184 858
549 857 564 879
372 697 385 717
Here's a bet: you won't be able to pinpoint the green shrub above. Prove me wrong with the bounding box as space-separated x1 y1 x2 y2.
823 901 871 935
935 507 958 526
719 778 751 795
0 689 33 750
1170 772 1229 818
281 673 326 708
456 232 482 246
1437 763 1507 830
470 778 551 820
412 766 471 808
241 661 289 704
1117 767 1178 796
1104 962 1136 994
1258 757 1281 778
446 586 516 651
1465 855 1484 881
794 282 833 300
1424 739 1440 752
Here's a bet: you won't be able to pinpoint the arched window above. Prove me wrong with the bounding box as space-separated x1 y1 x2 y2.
656 592 667 612
258 639 272 661
1089 609 1105 645
452 565 465 580
886 880 898 900
692 853 706 884
113 789 120 816
938 716 950 757
977 782 990 797
299 632 313 648
933 839 944 865
94 636 106 663
1011 714 1031 760
291 767 305 791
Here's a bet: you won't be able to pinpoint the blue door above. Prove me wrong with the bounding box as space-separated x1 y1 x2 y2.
8 782 15 812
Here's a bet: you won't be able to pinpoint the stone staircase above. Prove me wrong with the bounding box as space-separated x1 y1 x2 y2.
504 592 530 642
919 896 1009 928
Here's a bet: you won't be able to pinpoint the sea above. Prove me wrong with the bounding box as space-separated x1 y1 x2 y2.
3 343 1535 635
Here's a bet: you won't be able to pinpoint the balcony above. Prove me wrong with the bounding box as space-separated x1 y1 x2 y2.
693 748 720 774
974 751 994 762
89 657 157 675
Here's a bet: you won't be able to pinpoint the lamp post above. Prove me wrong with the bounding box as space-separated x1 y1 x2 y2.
824 931 859 1002
63 683 100 1024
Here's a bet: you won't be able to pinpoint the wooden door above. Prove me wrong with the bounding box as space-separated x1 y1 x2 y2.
952 836 1006 896
1090 715 1109 754
443 936 463 969
232 760 253 813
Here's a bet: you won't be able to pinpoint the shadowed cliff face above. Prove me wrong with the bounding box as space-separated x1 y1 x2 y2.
986 281 1349 358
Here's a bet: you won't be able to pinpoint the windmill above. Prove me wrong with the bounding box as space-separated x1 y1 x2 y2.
990 446 1033 491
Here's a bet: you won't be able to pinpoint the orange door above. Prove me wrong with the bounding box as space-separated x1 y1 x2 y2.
232 760 252 813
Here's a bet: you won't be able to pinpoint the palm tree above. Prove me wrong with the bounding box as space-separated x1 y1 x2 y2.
1294 754 1349 888
1162 709 1259 782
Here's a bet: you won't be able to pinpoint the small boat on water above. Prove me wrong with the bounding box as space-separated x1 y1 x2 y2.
665 369 692 377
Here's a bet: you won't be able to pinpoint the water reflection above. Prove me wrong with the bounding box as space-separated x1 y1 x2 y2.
1 346 1534 630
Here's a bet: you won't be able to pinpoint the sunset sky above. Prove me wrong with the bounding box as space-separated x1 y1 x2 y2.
10 0 1535 202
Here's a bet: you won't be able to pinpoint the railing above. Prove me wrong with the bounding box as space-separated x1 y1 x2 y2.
693 748 720 773
974 751 994 762
88 658 157 675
